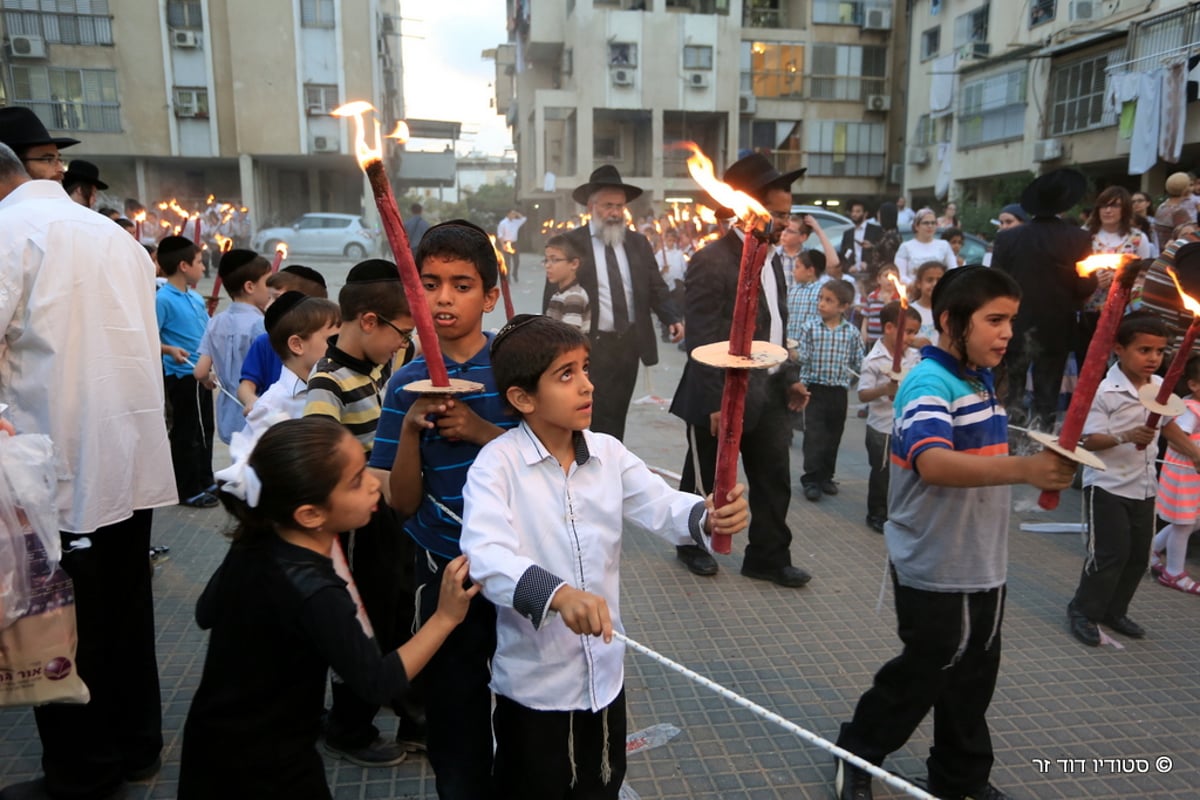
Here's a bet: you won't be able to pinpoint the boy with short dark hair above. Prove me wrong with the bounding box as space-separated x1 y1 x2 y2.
796 279 863 501
238 264 329 414
241 291 340 436
193 249 271 444
156 235 216 507
787 249 826 340
369 220 517 797
543 233 589 333
858 301 921 532
459 314 749 800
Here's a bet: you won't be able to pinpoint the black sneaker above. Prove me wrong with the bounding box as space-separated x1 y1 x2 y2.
964 784 1012 800
865 516 885 534
803 484 821 502
323 736 407 767
1104 615 1146 638
181 491 219 508
834 758 873 800
395 717 428 753
820 480 839 496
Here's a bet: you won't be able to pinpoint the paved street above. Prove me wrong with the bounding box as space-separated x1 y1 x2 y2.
2 255 1198 798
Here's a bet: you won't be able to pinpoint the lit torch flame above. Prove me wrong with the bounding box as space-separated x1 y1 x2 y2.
133 210 146 224
386 120 410 143
1167 266 1200 316
886 273 907 308
213 233 233 253
676 141 769 232
206 194 215 205
488 234 508 276
331 101 383 169
275 242 288 259
1075 253 1130 278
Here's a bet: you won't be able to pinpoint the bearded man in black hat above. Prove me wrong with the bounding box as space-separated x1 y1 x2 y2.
669 153 813 587
63 159 108 209
0 106 79 182
544 165 681 440
992 168 1097 431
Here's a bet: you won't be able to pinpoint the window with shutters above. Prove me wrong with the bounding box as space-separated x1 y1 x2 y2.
805 121 885 176
9 65 120 131
1 0 113 45
304 83 339 115
301 0 335 28
810 43 886 101
958 67 1026 148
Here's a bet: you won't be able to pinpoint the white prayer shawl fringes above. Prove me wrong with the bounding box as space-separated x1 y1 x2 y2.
411 583 425 637
1085 485 1099 573
568 710 578 788
983 585 1004 652
600 705 612 785
943 594 970 669
874 556 890 614
881 433 890 473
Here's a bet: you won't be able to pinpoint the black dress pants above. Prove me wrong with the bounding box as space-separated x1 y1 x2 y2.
801 384 848 486
163 374 214 501
34 511 162 799
588 330 640 442
678 377 795 572
837 577 1005 798
864 426 890 520
1071 486 1154 622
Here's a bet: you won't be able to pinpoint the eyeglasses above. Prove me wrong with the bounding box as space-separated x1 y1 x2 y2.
918 220 937 226
22 154 65 166
374 314 413 347
768 210 791 221
542 256 571 266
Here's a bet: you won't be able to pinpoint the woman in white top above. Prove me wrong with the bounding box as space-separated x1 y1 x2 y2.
1086 185 1153 261
894 208 957 284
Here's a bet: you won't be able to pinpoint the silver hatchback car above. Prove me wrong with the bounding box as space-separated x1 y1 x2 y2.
252 213 378 259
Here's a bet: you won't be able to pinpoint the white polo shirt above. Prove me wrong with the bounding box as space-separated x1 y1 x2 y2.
1081 362 1161 500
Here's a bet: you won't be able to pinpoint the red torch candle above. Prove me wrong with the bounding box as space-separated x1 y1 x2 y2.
1039 254 1135 510
193 214 202 245
270 242 287 273
1139 267 1200 446
886 273 908 375
491 236 515 321
334 102 450 386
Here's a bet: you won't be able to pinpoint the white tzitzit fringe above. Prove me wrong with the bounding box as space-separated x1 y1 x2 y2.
613 632 939 800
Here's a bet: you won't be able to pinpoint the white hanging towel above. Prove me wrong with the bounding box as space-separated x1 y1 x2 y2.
1128 69 1163 176
1159 61 1188 164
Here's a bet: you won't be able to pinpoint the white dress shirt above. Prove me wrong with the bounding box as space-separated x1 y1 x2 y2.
244 366 308 436
589 220 636 333
1082 363 1161 500
0 180 175 532
461 423 709 712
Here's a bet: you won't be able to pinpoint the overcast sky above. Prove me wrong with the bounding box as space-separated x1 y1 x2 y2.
400 0 513 156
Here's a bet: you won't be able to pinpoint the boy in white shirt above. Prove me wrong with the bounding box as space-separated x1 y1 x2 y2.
460 314 748 799
858 301 921 532
243 291 340 435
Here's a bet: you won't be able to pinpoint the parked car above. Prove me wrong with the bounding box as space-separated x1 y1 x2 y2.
791 204 853 254
252 213 378 259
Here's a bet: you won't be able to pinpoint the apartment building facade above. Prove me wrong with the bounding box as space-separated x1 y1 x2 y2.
903 0 1200 210
0 0 401 227
491 0 909 223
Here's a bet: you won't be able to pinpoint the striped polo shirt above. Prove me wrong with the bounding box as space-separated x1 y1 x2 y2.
369 332 519 558
885 346 1011 592
303 336 392 453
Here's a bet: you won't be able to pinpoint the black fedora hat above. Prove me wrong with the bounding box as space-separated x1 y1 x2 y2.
1020 168 1086 218
64 159 108 190
573 164 643 206
723 152 805 203
0 106 79 150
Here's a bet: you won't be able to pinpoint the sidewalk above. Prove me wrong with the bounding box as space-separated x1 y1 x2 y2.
1 257 1197 798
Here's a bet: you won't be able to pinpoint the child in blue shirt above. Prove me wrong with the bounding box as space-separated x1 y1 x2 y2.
833 267 1076 800
157 235 216 507
369 220 518 797
194 249 271 444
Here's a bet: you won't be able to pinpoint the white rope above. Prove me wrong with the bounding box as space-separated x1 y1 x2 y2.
613 632 939 800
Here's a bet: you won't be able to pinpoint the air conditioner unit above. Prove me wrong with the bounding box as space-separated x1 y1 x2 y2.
611 68 634 86
172 29 200 48
889 163 905 185
959 41 991 60
866 94 891 112
1033 138 1064 162
738 93 757 115
8 34 46 59
312 135 339 153
862 7 893 31
907 146 930 165
687 72 709 89
1069 0 1094 21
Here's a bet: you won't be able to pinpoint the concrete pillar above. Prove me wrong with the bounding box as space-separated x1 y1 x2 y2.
238 153 257 237
135 158 148 205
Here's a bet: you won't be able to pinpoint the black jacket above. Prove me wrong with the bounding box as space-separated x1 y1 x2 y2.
838 222 883 268
669 231 799 427
991 217 1096 343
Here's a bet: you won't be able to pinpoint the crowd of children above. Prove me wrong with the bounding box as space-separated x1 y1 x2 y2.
128 196 1200 800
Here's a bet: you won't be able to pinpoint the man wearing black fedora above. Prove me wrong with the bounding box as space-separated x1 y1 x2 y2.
0 106 78 183
992 168 1097 431
63 160 108 210
543 165 681 440
669 153 813 587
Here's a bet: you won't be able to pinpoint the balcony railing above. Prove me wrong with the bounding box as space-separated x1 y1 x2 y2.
739 72 886 101
743 5 785 28
18 100 121 133
2 11 113 45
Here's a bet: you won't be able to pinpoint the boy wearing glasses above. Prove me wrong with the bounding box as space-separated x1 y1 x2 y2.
303 259 420 768
543 233 590 333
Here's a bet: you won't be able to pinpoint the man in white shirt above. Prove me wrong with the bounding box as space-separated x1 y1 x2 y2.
656 228 687 340
0 143 176 799
496 208 526 282
895 195 915 230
